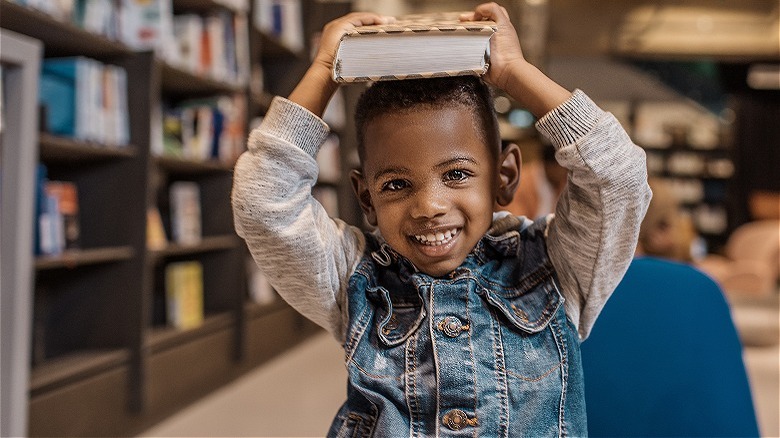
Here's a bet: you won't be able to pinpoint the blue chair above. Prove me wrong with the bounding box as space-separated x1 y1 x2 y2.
581 257 759 437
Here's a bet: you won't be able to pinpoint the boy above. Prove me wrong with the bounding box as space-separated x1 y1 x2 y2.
232 3 651 436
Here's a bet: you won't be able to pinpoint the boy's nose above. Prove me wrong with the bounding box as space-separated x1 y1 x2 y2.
409 187 448 219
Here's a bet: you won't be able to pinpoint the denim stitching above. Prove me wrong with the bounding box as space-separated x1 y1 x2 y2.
344 298 373 364
549 312 568 437
464 285 479 438
405 331 420 438
505 361 562 382
428 280 441 438
349 357 403 381
489 305 510 438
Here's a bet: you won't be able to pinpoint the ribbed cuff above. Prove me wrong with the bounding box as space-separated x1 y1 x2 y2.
535 89 603 149
260 96 330 158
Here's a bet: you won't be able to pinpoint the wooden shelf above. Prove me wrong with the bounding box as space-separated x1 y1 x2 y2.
144 312 234 353
173 0 246 14
30 349 129 395
0 1 133 58
160 61 245 97
39 133 137 163
154 154 235 174
148 235 240 261
35 246 135 271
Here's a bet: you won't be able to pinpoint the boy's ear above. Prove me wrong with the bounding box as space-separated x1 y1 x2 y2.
496 142 522 207
350 169 377 226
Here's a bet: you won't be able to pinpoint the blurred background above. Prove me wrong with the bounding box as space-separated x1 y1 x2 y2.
1 0 777 436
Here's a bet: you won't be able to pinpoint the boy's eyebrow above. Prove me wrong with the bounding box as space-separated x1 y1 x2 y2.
372 166 411 182
435 156 479 169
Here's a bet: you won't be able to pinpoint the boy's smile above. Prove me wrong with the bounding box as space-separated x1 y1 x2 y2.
352 105 514 277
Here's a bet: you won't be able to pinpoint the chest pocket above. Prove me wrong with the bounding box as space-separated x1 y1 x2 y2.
347 282 425 381
478 267 566 383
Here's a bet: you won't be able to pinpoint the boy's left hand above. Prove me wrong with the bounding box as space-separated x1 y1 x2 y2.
461 2 526 92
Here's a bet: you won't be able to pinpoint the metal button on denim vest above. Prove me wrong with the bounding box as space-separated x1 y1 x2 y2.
328 219 587 437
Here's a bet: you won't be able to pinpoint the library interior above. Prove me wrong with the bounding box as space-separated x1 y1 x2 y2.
0 0 777 436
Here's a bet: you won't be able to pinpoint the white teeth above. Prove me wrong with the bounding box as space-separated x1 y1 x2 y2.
414 228 459 246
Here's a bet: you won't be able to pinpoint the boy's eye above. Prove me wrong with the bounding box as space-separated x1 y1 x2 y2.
443 169 470 182
381 179 409 192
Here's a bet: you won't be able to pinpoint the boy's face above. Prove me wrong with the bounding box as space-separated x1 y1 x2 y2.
352 105 519 277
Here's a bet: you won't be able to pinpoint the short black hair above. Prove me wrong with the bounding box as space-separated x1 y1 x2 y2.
354 76 500 166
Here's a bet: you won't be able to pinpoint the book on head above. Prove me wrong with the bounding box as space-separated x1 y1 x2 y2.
332 12 496 83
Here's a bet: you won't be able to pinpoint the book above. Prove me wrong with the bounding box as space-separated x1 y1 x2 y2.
169 181 201 245
147 207 168 250
332 12 496 83
39 57 129 145
165 261 204 330
37 180 80 255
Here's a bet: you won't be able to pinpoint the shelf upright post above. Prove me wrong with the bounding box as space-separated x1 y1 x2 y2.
0 29 42 438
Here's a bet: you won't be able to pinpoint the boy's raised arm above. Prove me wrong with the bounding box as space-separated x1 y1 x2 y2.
470 3 651 340
231 13 390 342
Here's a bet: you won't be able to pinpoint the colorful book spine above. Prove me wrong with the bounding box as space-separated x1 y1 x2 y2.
165 261 205 330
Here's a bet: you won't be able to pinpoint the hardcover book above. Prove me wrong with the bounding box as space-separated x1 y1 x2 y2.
165 261 204 330
333 12 496 83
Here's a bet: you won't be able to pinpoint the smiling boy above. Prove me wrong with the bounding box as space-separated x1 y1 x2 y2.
232 3 651 436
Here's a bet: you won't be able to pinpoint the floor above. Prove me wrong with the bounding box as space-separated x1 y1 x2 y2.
140 332 779 438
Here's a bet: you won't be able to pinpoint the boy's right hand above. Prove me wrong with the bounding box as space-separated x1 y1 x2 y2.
290 12 393 117
312 12 394 76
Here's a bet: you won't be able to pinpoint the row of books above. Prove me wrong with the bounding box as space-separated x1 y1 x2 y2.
167 10 251 85
13 0 252 86
157 94 247 163
253 0 304 53
35 165 80 256
39 57 130 146
147 181 203 250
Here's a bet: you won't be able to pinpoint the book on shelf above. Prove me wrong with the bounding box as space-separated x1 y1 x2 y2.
39 57 129 146
12 0 75 21
120 0 176 54
147 206 168 250
332 12 496 83
169 181 201 245
165 260 204 330
75 0 121 40
159 94 246 163
253 0 304 52
36 174 80 256
169 9 249 84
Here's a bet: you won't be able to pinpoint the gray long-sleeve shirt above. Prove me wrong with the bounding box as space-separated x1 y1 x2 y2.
232 90 651 341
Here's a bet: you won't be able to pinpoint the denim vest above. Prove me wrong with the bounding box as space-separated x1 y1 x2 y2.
328 218 587 437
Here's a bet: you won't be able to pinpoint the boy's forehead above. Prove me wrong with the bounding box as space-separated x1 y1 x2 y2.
362 105 495 157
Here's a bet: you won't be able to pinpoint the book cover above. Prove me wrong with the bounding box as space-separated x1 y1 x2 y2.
39 57 86 138
45 181 80 250
165 260 204 330
169 181 201 245
333 12 496 83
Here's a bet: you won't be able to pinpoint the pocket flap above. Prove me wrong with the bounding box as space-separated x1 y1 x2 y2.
480 278 562 334
366 286 426 347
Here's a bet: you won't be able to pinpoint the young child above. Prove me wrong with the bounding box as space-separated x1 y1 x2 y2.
232 2 651 436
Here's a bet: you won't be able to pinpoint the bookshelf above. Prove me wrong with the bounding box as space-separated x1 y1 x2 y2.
0 0 325 436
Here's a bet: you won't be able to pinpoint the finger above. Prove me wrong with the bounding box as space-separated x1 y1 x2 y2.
342 12 394 27
473 2 510 22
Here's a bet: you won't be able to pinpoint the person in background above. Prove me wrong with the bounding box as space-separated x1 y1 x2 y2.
232 2 651 436
637 177 702 262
